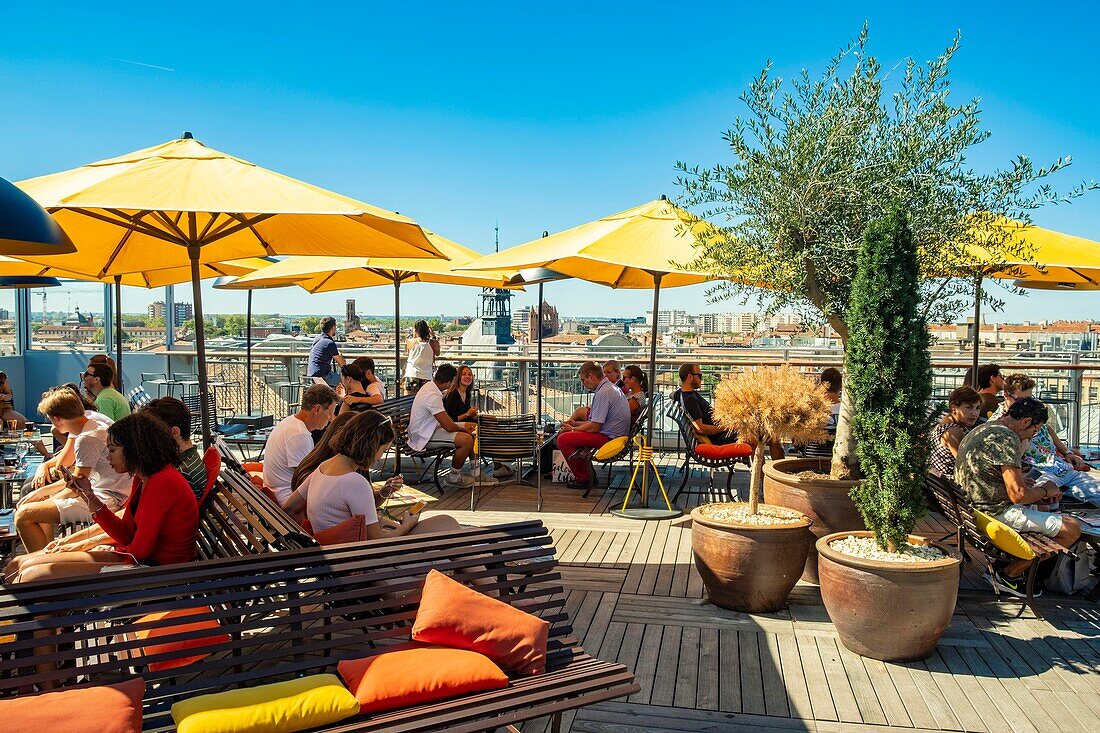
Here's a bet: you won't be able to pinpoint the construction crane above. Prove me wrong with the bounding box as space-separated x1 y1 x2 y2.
30 289 47 324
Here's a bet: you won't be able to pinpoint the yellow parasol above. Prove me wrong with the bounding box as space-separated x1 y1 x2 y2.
12 133 443 444
234 231 521 381
460 197 715 519
963 216 1100 381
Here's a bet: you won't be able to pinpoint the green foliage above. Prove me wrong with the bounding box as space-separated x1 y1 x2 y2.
678 26 1094 336
847 208 934 552
298 316 322 334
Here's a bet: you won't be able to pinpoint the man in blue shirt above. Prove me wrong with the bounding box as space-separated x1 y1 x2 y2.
557 360 631 489
307 317 345 386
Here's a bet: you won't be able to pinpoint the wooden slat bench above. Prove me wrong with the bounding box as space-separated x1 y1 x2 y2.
923 472 1070 619
197 463 316 559
0 520 638 732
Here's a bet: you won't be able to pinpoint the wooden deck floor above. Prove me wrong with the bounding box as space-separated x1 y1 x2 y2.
410 454 1100 733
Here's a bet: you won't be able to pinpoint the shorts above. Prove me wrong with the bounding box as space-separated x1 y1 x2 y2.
424 426 458 450
53 494 119 525
996 504 1064 538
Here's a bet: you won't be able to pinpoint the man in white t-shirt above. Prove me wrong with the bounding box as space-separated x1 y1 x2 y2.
15 389 132 552
264 384 338 503
407 363 475 488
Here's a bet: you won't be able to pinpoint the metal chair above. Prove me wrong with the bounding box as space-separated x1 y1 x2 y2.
140 372 176 398
474 414 541 511
181 392 248 439
126 385 152 411
666 399 752 501
570 400 651 498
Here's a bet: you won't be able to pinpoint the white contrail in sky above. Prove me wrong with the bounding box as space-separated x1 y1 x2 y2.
106 57 176 72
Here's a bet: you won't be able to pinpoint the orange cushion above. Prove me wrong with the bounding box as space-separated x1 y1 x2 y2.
132 606 231 672
0 677 144 733
337 646 508 714
695 442 753 460
412 569 550 675
313 515 367 546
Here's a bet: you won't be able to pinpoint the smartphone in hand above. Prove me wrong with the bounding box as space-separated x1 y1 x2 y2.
406 500 427 516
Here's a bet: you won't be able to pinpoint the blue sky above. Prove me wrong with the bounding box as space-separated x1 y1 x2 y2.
2 1 1098 323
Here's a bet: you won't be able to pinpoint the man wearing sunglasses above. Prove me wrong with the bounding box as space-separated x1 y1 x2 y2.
82 362 130 423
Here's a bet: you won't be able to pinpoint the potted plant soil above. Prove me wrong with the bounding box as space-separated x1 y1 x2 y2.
816 209 961 662
691 365 830 613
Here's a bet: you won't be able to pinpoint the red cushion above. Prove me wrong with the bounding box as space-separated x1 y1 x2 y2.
0 677 144 733
695 442 754 460
132 606 231 672
412 569 549 675
313 515 367 546
337 646 508 714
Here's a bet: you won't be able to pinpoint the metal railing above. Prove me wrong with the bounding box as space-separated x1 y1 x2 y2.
148 345 1100 453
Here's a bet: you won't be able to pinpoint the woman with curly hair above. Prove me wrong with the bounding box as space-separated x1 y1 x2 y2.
7 412 199 582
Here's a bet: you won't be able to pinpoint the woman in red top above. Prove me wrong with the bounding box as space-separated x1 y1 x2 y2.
7 412 199 582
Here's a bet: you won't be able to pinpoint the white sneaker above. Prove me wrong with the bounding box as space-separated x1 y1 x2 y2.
492 463 515 479
445 473 475 488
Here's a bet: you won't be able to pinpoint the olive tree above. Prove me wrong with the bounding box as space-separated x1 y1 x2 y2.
677 26 1094 478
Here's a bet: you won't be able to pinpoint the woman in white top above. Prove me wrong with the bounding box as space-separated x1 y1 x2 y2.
403 320 440 394
283 410 460 538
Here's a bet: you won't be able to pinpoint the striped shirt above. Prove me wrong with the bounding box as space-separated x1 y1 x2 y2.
178 446 208 502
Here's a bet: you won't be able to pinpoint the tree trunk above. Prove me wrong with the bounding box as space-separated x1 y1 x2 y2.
830 371 859 479
802 253 858 479
749 441 766 515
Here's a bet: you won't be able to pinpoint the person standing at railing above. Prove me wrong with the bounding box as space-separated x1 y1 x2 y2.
556 361 631 490
307 317 345 387
404 319 439 394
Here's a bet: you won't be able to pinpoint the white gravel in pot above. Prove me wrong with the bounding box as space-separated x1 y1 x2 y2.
698 503 806 526
828 535 946 562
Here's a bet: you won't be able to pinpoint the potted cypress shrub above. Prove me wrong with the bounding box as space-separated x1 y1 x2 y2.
815 208 962 662
690 365 830 613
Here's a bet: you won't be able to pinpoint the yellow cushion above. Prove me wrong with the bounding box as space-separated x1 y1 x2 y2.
170 674 359 733
974 509 1035 560
594 436 629 461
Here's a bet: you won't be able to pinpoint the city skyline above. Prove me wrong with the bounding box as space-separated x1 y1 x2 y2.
2 3 1098 322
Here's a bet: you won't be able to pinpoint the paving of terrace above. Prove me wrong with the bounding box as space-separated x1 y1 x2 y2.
412 453 1100 733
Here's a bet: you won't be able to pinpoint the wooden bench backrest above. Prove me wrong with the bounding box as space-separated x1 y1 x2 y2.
197 466 316 560
923 472 997 557
0 521 561 730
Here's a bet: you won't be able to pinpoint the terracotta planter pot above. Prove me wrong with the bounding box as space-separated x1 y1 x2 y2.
690 504 814 613
816 531 961 662
763 457 864 584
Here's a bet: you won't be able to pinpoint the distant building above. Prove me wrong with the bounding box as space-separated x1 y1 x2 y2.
645 309 692 331
515 302 560 342
0 309 9 321
345 299 361 332
460 288 516 346
148 300 193 323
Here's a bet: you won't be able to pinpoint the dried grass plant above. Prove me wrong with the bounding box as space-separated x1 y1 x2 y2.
713 365 832 514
